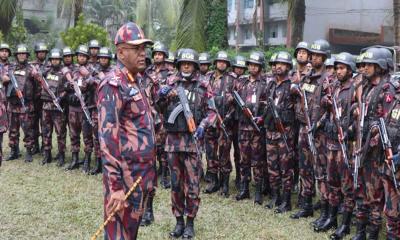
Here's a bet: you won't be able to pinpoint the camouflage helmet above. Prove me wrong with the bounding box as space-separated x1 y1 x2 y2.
324 57 335 67
165 51 176 64
309 39 331 58
97 47 112 58
334 52 356 72
274 51 293 68
268 53 277 66
379 47 394 70
34 42 49 53
88 39 100 49
232 55 247 69
152 41 168 57
0 42 11 55
62 46 74 57
114 22 153 46
14 44 30 56
361 47 387 70
75 45 89 56
214 51 230 66
247 51 265 67
199 52 211 65
294 41 310 58
48 48 63 60
176 48 199 68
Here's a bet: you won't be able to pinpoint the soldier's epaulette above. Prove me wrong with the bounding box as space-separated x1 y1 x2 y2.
99 73 120 91
227 71 237 79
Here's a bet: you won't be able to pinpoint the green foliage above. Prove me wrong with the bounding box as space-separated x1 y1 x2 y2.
0 0 18 35
205 0 228 50
60 14 110 50
5 8 27 49
0 31 3 42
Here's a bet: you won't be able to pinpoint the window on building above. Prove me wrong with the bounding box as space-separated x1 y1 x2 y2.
244 0 254 9
269 24 277 39
244 27 253 40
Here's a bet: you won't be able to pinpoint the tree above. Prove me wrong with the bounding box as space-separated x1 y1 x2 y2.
58 0 85 29
175 0 207 51
394 0 400 63
6 7 27 49
285 0 306 48
0 0 18 36
205 0 228 50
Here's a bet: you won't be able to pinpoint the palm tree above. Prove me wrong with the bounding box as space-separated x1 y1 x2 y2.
175 0 207 51
0 0 18 35
285 0 305 47
58 0 84 29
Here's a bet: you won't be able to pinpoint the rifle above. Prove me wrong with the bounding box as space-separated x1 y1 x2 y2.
267 96 290 152
233 90 261 132
301 89 318 162
331 96 349 167
208 98 229 139
377 117 399 193
36 58 64 112
8 68 27 112
353 102 365 189
176 86 202 160
65 71 94 127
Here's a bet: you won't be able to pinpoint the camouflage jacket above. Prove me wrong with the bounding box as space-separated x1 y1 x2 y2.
41 67 68 111
98 60 156 195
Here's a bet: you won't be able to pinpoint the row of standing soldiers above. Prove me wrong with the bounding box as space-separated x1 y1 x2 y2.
140 40 400 239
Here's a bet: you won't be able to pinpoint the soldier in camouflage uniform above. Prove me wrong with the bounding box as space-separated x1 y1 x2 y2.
89 47 113 175
0 43 11 166
262 51 296 213
165 51 176 72
291 39 332 220
203 51 236 197
31 42 49 155
88 39 100 68
315 53 357 237
64 45 97 172
157 48 216 239
98 22 156 240
234 51 268 204
39 48 68 166
62 47 75 71
199 52 212 76
351 47 396 240
3 44 40 162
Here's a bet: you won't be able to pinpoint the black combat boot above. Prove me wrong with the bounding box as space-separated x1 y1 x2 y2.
41 150 52 165
254 181 263 205
236 180 250 201
24 148 33 163
220 173 230 198
6 146 20 161
66 152 80 170
351 219 367 240
297 192 303 208
182 217 195 239
140 195 154 226
330 211 352 239
366 224 380 240
312 200 329 227
313 199 322 210
290 195 314 219
90 157 102 175
82 152 91 174
31 140 40 155
169 216 185 238
57 152 65 167
314 205 338 232
160 165 171 189
203 172 220 194
275 191 292 213
265 188 281 209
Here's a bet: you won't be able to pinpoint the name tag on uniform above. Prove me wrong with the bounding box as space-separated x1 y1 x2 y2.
0 82 3 89
251 93 257 103
77 78 83 87
391 109 400 120
14 70 26 76
301 83 316 93
47 74 59 81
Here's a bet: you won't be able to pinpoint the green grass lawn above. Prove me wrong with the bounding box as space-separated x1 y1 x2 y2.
0 134 366 240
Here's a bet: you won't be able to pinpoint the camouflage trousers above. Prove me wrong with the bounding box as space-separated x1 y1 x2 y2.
354 148 384 226
382 167 400 238
205 128 232 175
68 109 96 154
0 100 7 164
8 110 35 150
239 130 265 183
156 125 167 168
231 123 241 177
33 100 42 146
298 125 315 198
315 133 328 201
89 108 100 159
266 136 294 192
167 152 200 218
42 109 67 152
326 148 354 211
